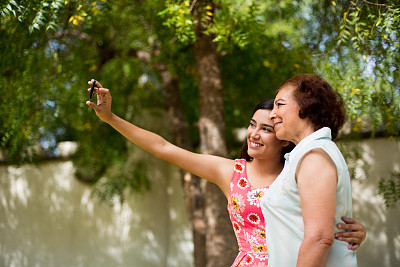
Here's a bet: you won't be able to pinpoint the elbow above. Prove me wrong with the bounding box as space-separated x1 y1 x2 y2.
153 141 171 160
305 232 334 250
317 237 334 249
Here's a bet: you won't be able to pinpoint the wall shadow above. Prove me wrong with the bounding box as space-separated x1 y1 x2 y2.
0 153 194 267
348 138 400 267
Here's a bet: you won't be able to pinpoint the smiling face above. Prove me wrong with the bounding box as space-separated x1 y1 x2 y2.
269 86 315 144
246 109 286 160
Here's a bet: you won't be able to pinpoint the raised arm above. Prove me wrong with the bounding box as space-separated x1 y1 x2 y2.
86 80 234 197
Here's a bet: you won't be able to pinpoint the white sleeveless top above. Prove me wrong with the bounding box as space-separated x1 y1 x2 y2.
261 127 357 267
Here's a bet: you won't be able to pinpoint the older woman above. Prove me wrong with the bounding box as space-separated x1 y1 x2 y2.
262 74 358 267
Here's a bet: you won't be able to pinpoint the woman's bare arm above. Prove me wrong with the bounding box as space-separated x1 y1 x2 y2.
86 80 234 196
296 149 337 267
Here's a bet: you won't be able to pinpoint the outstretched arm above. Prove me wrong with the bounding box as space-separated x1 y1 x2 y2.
85 80 234 197
335 217 367 250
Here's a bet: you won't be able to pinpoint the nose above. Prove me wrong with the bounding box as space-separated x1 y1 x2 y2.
250 129 260 139
269 107 277 121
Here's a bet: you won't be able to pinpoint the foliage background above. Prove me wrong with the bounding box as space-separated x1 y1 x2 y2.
1 0 399 205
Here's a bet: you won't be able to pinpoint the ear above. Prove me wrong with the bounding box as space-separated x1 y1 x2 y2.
282 141 291 147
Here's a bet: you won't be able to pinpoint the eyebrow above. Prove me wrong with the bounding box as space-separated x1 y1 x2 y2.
274 98 284 104
250 119 274 129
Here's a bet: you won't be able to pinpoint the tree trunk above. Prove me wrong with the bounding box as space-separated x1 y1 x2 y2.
158 66 207 267
66 25 223 267
193 1 238 266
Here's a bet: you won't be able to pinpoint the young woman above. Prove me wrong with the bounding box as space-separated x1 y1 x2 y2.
263 74 360 266
86 79 365 266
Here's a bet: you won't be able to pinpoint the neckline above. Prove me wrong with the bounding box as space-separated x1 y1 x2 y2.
244 161 272 189
287 127 332 162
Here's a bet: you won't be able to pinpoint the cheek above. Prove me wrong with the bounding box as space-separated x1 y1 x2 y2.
264 135 279 145
276 109 285 118
274 138 284 149
246 128 252 139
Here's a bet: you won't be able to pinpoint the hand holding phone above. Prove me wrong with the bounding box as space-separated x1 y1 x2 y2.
89 80 96 102
86 80 113 123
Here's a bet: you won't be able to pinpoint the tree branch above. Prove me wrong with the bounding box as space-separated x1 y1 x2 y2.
361 0 395 7
189 0 198 13
127 49 152 64
48 30 163 73
49 30 92 42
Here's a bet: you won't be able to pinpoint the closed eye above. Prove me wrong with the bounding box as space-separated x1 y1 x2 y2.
262 124 274 132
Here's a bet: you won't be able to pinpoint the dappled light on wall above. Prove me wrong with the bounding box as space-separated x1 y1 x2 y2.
0 158 194 267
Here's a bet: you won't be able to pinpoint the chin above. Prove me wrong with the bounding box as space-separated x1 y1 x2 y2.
247 150 258 159
275 130 286 141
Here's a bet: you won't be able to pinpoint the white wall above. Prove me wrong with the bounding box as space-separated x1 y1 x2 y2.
0 154 194 267
350 138 400 267
1 138 399 267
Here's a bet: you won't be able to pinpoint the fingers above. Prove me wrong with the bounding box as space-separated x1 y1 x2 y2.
88 79 103 89
340 217 355 224
87 78 110 96
335 233 362 245
337 217 362 231
337 222 361 231
347 244 360 250
335 234 360 243
335 217 366 251
335 231 362 238
335 232 362 251
87 87 110 95
86 79 111 104
97 88 110 94
86 100 99 111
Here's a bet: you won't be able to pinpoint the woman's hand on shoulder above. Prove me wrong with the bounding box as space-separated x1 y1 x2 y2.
335 217 366 250
86 79 113 123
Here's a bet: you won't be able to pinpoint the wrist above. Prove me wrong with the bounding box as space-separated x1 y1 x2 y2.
103 112 115 124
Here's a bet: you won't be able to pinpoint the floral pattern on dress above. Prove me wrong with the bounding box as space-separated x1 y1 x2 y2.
238 177 249 189
233 221 241 234
247 188 265 207
247 212 261 225
228 159 269 267
252 242 268 261
243 254 254 265
230 193 245 225
231 193 245 212
245 232 268 261
252 227 266 241
235 162 245 173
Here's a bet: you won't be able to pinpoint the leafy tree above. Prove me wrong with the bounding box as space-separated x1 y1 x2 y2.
305 0 400 138
307 0 400 205
2 0 400 266
379 171 400 208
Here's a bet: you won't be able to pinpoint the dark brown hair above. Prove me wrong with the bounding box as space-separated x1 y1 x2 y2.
240 99 295 163
277 74 346 140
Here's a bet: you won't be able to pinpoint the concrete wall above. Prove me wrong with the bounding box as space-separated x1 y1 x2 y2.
1 138 399 267
0 154 194 267
350 138 400 267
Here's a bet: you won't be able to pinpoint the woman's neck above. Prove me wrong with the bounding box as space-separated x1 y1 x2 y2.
246 157 283 187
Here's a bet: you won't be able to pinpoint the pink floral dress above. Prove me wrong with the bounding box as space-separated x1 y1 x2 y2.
228 159 269 267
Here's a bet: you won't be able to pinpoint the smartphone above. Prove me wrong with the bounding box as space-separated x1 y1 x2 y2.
89 80 96 102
